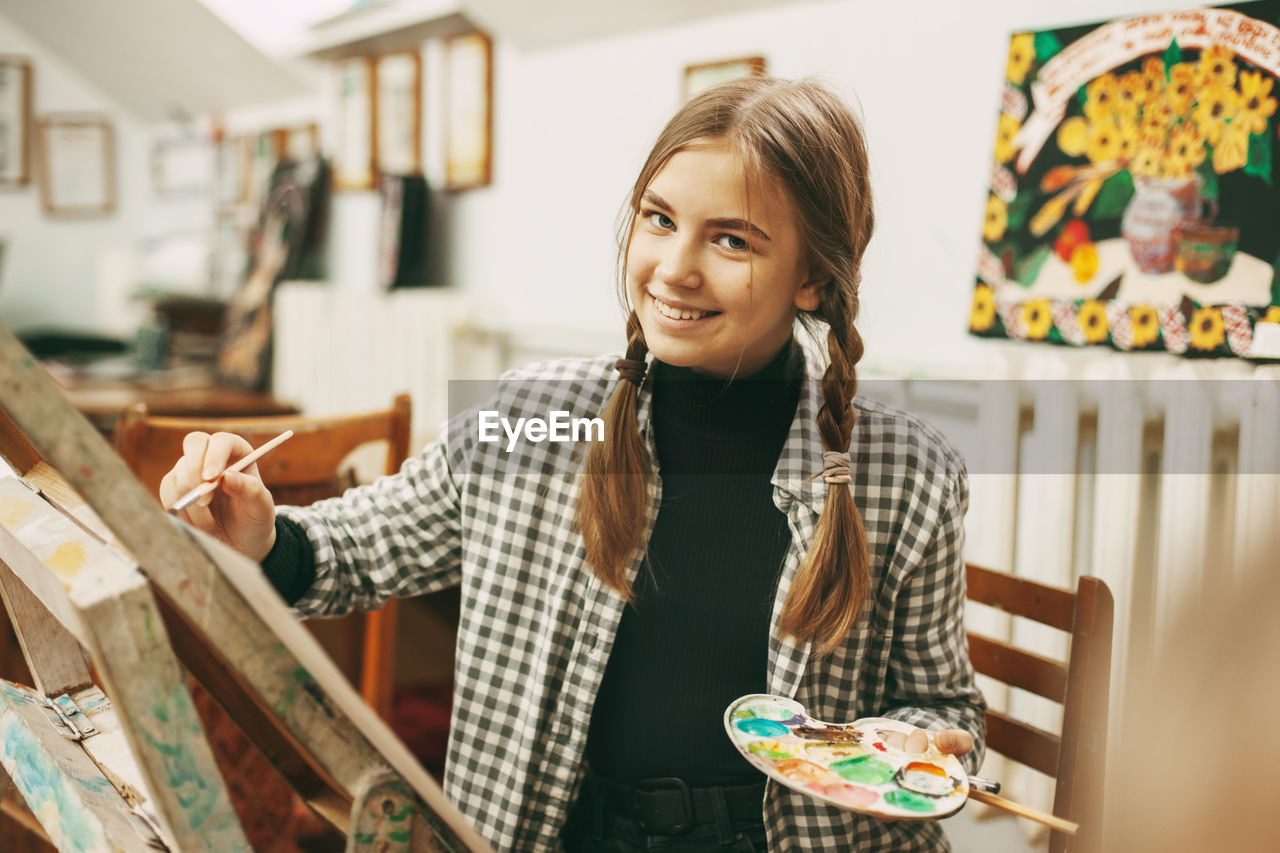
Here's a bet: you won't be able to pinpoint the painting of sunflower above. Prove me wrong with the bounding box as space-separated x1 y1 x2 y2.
1131 305 1161 348
1189 305 1226 350
1023 299 1053 339
971 285 996 332
1079 300 1109 343
970 1 1280 362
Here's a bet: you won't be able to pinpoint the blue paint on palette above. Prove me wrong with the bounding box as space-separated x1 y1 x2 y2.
736 718 790 737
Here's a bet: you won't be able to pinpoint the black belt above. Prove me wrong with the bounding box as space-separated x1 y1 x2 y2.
587 771 765 836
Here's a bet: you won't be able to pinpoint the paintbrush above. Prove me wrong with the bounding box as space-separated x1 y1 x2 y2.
165 430 293 514
966 785 1079 835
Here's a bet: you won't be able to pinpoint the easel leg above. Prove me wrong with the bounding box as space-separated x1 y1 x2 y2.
347 769 416 853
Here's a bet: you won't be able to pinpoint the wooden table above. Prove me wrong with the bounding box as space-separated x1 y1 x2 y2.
52 376 300 434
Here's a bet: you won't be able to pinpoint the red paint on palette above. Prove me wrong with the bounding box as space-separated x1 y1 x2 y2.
872 742 886 752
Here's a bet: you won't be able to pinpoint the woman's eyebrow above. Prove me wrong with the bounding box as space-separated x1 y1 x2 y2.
707 217 772 242
641 190 772 242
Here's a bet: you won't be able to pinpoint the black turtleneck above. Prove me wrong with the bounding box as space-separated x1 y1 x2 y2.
586 340 803 786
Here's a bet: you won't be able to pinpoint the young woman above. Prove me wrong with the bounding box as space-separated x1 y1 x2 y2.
161 77 985 852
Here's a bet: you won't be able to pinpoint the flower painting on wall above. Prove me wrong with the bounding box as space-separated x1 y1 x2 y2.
971 2 1280 359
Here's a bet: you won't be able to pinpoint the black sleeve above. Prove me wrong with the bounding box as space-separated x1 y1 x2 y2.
260 514 317 606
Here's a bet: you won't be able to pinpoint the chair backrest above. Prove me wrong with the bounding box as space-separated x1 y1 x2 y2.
965 563 1114 853
113 394 412 506
111 393 413 719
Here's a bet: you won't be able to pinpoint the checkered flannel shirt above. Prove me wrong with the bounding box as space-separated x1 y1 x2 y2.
281 348 986 852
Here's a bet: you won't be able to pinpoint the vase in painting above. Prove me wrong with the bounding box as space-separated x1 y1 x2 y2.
1120 175 1211 274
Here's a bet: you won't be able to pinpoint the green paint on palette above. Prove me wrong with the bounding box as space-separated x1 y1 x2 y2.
830 755 895 785
736 718 789 737
884 789 937 813
747 742 792 760
390 829 412 842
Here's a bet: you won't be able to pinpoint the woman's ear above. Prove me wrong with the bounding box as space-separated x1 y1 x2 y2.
794 278 825 313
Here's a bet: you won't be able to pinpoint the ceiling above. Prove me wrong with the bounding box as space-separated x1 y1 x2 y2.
0 0 817 120
463 0 819 50
0 0 309 121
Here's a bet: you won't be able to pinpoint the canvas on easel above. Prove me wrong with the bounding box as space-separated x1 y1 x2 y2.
0 320 491 853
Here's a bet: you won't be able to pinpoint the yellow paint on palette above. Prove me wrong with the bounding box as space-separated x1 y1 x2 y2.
0 495 36 528
43 541 87 587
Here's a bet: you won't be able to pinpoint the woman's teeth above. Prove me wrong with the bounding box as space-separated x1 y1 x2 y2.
654 297 713 321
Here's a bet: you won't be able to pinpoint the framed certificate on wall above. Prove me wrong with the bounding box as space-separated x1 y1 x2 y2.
37 115 115 216
376 51 422 176
444 31 493 190
334 57 375 191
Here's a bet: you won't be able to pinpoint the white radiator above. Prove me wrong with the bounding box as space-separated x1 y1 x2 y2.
874 349 1280 834
273 281 478 446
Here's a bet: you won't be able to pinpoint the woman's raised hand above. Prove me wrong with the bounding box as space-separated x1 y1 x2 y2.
158 431 278 562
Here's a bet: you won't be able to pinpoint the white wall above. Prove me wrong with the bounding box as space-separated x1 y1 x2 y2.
433 0 1202 375
0 8 149 336
1 0 1230 371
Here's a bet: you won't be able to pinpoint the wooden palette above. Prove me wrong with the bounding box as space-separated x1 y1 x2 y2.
724 694 969 820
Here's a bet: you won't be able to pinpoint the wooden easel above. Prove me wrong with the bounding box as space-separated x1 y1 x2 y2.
0 321 492 853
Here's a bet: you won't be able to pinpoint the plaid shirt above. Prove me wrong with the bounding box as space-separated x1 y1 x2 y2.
282 349 985 852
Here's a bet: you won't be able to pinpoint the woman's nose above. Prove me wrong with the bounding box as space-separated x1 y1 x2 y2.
655 238 702 289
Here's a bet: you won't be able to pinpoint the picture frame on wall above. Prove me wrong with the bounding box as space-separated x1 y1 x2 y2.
0 56 33 187
334 56 375 191
376 51 422 176
150 134 212 198
37 115 115 217
683 56 766 100
444 31 493 190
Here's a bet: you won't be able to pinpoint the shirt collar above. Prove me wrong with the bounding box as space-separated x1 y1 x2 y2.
772 344 830 516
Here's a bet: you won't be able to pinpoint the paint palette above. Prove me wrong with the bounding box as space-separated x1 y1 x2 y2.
724 694 969 820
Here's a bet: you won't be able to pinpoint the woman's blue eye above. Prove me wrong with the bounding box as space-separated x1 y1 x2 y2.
648 212 674 229
716 234 750 251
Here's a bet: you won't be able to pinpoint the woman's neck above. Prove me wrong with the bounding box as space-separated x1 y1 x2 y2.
651 339 802 440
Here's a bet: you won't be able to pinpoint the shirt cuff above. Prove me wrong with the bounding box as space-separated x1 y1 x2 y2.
260 514 317 606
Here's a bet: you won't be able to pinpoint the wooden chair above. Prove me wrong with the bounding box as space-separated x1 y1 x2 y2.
112 393 413 720
965 563 1114 853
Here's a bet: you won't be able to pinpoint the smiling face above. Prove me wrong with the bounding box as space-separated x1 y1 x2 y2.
625 139 820 378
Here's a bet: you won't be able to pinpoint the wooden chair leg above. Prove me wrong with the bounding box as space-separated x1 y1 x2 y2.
360 602 398 720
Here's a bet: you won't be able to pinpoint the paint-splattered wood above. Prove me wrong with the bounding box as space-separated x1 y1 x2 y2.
0 478 249 850
22 463 125 553
0 478 96 653
178 526 485 852
72 566 249 851
0 547 92 698
0 317 490 852
1 774 58 851
0 679 162 852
